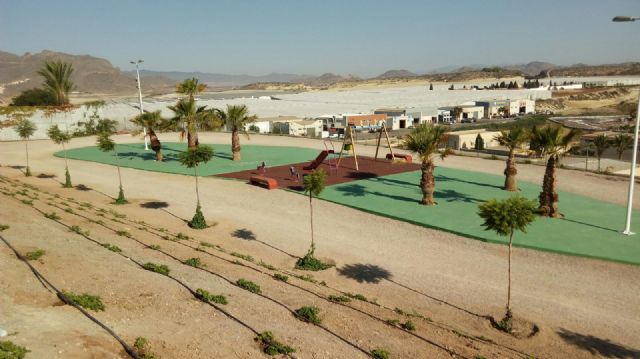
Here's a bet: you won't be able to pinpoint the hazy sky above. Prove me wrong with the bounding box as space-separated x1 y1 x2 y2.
1 0 640 77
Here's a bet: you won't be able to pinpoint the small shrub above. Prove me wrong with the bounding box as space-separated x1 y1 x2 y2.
175 232 191 240
44 212 61 220
148 244 161 250
115 230 131 238
0 340 30 358
61 290 105 311
199 241 214 248
183 257 205 268
195 288 228 305
133 336 160 359
294 274 318 283
386 319 399 326
236 279 261 294
258 261 277 270
372 348 390 359
474 356 487 359
328 295 351 303
80 202 93 208
25 249 46 260
188 204 207 229
101 243 122 252
273 273 288 282
496 311 513 333
255 331 296 356
142 262 170 276
401 320 416 331
346 293 368 302
70 225 82 234
134 337 147 351
295 253 333 271
20 199 33 206
0 224 9 231
294 306 321 324
230 252 255 262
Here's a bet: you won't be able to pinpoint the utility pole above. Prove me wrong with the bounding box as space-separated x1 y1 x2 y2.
131 59 148 150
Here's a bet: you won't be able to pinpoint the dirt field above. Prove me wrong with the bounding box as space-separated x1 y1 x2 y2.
1 132 640 358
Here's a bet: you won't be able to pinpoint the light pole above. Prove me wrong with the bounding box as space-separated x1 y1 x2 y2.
613 16 640 234
130 59 148 150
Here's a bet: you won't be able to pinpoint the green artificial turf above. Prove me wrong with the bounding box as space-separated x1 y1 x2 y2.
319 167 640 265
56 142 320 176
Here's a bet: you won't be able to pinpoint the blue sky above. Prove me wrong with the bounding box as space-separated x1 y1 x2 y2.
1 0 639 77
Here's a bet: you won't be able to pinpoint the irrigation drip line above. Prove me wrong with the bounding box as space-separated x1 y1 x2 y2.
0 234 141 359
1 175 531 358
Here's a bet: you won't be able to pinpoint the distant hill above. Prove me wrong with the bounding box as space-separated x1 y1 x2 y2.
133 70 311 88
0 50 175 101
376 69 418 79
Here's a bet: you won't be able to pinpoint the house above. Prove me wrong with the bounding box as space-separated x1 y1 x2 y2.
476 99 535 118
272 119 323 137
374 108 406 118
438 104 484 123
437 108 455 123
244 120 271 133
447 129 501 150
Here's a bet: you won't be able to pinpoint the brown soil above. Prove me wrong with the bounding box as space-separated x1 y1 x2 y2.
1 133 640 359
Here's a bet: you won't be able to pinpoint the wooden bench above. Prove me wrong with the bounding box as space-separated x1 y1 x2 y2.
386 153 412 163
250 175 278 190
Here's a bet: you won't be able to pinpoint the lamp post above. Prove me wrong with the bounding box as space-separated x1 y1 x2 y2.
613 16 640 234
130 59 148 150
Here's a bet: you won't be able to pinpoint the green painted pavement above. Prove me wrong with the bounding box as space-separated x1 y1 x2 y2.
319 167 640 265
56 142 321 176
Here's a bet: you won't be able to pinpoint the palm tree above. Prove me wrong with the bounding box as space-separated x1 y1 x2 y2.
47 125 73 187
177 145 214 229
295 168 332 271
592 134 610 172
14 118 37 176
167 98 214 150
403 124 449 205
214 105 257 161
530 126 581 217
96 132 127 204
613 134 633 160
37 60 74 106
495 128 529 191
478 195 536 332
131 111 164 161
176 78 207 100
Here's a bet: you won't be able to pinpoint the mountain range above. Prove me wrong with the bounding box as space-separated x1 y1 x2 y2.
1 50 639 102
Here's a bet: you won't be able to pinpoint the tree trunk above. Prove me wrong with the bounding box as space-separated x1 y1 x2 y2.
597 156 601 172
419 159 436 205
24 139 31 176
309 193 314 253
232 129 241 161
187 130 199 150
507 231 513 313
539 155 560 217
194 165 200 204
504 149 518 191
148 127 163 161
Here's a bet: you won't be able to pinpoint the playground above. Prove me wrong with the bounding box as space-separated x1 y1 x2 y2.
55 135 640 265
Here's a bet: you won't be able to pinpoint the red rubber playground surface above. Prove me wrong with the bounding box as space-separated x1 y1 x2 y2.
215 155 421 190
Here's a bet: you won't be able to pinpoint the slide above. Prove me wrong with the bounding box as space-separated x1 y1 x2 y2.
303 150 329 170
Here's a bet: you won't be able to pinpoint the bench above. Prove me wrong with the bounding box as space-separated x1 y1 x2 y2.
250 175 278 190
386 153 412 163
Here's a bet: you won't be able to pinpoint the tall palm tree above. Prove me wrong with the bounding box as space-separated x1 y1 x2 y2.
14 118 37 176
131 111 164 161
47 125 73 187
167 98 214 150
214 104 257 161
176 78 207 100
592 134 610 172
37 60 74 106
530 126 581 217
612 134 633 160
495 128 529 191
403 124 449 205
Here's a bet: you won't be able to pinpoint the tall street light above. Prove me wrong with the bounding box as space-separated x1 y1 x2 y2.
130 59 149 150
613 16 640 234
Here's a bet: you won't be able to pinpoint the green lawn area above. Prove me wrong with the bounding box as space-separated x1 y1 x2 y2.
319 167 640 265
56 142 321 176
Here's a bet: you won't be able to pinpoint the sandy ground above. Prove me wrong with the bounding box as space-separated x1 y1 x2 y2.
1 132 640 358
